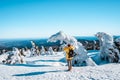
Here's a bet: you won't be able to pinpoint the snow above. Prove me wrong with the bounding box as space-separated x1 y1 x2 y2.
95 32 120 63
115 37 120 43
0 31 120 80
47 31 96 66
47 47 55 55
40 46 46 55
115 37 120 45
0 51 120 80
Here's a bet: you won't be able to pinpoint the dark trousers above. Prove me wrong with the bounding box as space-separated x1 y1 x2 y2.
67 60 72 70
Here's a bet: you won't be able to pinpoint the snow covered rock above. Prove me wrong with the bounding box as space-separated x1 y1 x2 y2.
48 31 96 66
95 32 120 63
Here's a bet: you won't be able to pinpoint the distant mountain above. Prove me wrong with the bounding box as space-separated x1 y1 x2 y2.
0 36 120 50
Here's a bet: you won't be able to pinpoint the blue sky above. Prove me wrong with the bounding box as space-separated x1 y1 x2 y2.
0 0 120 39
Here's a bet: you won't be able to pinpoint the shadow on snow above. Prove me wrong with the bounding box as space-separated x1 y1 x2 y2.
33 60 59 62
5 64 52 67
13 70 66 76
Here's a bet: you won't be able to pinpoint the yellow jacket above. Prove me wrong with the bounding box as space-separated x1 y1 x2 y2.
64 45 74 60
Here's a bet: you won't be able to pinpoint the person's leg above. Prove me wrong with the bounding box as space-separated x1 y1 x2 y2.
67 60 70 70
69 60 72 71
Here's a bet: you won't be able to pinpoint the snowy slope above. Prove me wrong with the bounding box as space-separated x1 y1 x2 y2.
0 52 120 80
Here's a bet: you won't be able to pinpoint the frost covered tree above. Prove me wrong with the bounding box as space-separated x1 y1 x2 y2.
30 47 37 56
30 41 40 56
48 47 55 55
95 32 120 63
93 40 96 50
0 51 10 64
0 47 25 64
10 47 25 64
40 46 46 55
115 37 120 44
115 37 120 51
36 46 40 56
47 31 96 66
59 44 66 51
21 48 31 57
85 41 88 49
31 41 36 48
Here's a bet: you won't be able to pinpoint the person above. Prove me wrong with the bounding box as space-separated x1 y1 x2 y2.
64 44 74 71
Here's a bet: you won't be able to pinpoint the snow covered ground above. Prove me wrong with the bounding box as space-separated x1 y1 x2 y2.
0 52 120 80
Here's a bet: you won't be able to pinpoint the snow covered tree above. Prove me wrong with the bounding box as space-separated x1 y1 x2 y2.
85 41 88 49
0 47 25 64
31 41 36 48
0 51 10 64
30 41 40 56
21 48 31 57
93 40 96 50
47 31 96 66
48 47 55 55
40 46 46 55
30 47 37 56
115 37 120 51
10 47 25 64
95 32 120 63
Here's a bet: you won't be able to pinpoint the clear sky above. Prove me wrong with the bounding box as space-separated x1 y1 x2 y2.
0 0 120 39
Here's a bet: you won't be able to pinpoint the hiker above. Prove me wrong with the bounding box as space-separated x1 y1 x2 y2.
64 44 74 71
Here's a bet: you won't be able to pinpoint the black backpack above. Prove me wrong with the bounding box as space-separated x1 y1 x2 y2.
68 49 74 58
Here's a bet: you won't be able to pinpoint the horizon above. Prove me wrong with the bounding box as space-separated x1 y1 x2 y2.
0 0 120 39
0 35 120 40
0 35 96 40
